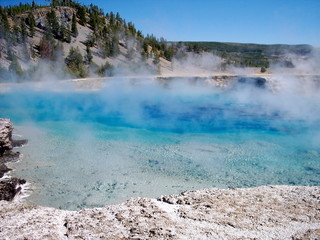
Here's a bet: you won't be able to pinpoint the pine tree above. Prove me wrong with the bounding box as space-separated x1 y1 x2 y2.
7 49 14 61
26 12 36 37
127 22 136 36
89 10 98 32
71 12 78 37
109 11 114 26
65 24 71 43
9 56 24 77
39 35 54 59
77 6 86 26
20 21 27 41
46 9 59 38
96 61 113 76
104 40 110 58
109 36 119 57
65 47 87 77
137 30 143 39
153 54 160 65
102 25 109 38
115 12 121 22
85 45 92 64
59 22 67 41
13 25 20 44
0 12 10 40
164 46 175 61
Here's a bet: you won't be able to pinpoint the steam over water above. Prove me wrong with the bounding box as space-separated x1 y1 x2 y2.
1 77 320 210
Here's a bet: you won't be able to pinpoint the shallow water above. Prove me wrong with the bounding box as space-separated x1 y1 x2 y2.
1 78 320 210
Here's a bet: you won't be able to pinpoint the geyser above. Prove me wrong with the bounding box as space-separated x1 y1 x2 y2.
1 77 319 210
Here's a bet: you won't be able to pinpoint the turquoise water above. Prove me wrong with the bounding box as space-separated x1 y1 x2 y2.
1 79 320 210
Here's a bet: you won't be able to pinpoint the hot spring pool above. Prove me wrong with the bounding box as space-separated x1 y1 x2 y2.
1 78 320 210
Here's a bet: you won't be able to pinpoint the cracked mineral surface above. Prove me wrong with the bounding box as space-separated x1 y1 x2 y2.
0 185 319 239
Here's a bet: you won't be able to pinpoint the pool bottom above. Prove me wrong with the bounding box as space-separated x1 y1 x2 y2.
8 121 320 210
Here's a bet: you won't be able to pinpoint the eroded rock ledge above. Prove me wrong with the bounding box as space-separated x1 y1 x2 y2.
0 118 13 157
0 185 319 239
0 118 27 200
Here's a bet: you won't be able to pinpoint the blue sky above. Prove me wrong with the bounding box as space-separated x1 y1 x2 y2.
2 0 320 46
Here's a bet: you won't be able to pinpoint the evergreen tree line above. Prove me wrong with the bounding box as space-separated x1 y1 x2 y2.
0 0 189 80
0 1 41 16
1 0 304 79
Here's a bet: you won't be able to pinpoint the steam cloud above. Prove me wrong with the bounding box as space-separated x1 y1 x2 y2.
1 50 320 210
1 48 320 145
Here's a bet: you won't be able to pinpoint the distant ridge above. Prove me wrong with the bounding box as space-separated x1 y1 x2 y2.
181 41 312 55
179 41 313 68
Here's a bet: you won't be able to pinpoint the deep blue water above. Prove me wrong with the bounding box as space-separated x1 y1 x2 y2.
1 80 319 209
0 89 311 134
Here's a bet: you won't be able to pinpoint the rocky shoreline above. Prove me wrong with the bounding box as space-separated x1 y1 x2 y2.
0 119 319 239
0 118 27 201
0 185 319 239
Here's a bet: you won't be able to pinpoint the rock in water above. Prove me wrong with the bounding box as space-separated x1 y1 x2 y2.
0 164 11 178
0 178 26 201
0 118 13 157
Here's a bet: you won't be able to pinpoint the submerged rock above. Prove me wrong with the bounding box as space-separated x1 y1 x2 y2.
12 139 28 148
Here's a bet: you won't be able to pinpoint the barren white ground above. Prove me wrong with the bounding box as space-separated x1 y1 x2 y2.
0 185 319 239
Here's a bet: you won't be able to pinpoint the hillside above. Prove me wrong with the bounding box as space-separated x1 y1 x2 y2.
0 1 317 82
0 1 176 81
